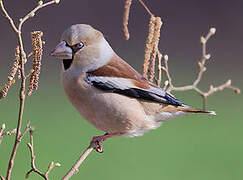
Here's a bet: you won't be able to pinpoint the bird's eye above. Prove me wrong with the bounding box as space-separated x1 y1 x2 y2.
71 42 84 53
75 42 84 49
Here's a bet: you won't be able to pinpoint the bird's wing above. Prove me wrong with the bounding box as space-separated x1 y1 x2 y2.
86 75 183 106
86 54 216 114
86 53 183 106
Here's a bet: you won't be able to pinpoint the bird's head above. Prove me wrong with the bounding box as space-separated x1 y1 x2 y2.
51 24 113 71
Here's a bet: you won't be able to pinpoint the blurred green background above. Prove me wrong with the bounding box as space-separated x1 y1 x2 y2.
0 0 242 179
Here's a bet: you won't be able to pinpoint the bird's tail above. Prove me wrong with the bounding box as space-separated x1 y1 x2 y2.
179 105 216 115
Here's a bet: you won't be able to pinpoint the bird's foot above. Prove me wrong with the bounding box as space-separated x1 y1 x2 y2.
90 135 104 153
90 133 119 153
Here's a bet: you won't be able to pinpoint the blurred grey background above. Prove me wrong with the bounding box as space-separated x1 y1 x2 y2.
0 0 242 83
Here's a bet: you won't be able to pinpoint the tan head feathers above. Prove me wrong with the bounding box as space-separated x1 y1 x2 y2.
61 24 103 46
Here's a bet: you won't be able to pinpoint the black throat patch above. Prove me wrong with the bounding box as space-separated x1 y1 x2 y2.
63 59 73 70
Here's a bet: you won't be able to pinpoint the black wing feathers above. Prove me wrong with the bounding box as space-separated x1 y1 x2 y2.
86 75 183 106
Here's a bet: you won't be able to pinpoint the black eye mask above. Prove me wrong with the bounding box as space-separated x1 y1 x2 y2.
63 42 84 70
70 42 84 54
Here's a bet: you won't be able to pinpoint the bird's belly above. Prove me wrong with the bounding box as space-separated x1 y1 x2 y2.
62 73 158 136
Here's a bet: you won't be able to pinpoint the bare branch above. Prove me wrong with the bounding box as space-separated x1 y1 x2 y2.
26 129 60 180
0 175 5 180
18 0 60 32
137 0 153 16
18 121 31 141
0 124 17 144
0 124 5 136
162 80 169 90
0 1 61 179
161 54 173 91
193 28 216 86
0 124 6 144
2 129 17 137
0 0 18 33
45 162 61 178
159 28 240 110
62 141 97 180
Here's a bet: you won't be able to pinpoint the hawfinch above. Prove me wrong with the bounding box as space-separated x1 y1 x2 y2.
51 24 215 152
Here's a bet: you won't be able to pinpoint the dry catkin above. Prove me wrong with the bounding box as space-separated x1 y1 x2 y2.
0 46 20 99
27 70 35 96
142 16 155 79
148 17 162 82
27 31 43 96
123 0 132 40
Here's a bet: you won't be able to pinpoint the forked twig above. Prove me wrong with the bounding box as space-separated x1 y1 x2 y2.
160 28 240 110
25 129 60 180
0 124 17 144
0 1 60 179
123 0 240 110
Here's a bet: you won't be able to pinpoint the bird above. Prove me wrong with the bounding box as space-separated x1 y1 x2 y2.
51 24 215 152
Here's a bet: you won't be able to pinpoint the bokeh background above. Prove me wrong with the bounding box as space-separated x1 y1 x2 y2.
0 0 243 179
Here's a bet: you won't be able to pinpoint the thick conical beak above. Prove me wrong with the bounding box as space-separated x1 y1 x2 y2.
50 41 73 59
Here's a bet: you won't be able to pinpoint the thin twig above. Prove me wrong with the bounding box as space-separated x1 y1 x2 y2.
2 129 17 137
62 142 97 180
160 28 240 110
0 125 17 145
0 0 18 33
4 123 31 179
27 52 33 58
45 162 61 178
193 28 216 87
26 129 60 180
137 0 153 16
161 55 173 90
0 124 5 137
18 0 60 32
0 1 60 179
18 121 31 141
5 74 26 180
162 80 169 90
0 124 6 144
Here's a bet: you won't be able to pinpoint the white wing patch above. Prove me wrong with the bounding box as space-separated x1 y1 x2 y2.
87 76 135 90
86 75 183 106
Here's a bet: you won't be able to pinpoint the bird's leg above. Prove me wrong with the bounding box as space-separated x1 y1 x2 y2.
90 133 120 153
